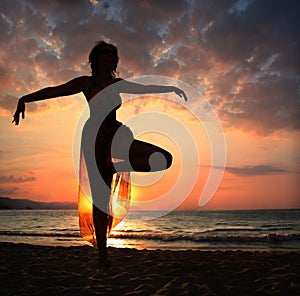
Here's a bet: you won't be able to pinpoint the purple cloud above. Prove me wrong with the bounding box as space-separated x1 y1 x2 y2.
0 175 37 184
226 165 287 176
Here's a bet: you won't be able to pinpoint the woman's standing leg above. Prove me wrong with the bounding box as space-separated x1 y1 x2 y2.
92 171 113 265
93 130 114 265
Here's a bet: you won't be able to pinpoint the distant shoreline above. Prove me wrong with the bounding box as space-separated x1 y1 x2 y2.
0 208 78 210
1 197 299 211
0 196 77 210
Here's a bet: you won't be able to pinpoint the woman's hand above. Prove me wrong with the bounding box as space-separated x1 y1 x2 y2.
12 97 25 125
173 87 188 101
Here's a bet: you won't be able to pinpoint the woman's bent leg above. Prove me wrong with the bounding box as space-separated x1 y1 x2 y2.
114 140 173 172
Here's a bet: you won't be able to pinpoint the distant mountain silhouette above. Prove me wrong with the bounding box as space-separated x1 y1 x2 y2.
0 197 77 210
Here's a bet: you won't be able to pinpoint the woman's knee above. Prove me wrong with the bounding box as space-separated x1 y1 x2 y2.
164 151 173 169
149 150 173 171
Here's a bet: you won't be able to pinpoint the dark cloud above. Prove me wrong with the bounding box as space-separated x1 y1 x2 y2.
120 0 189 30
0 175 37 184
0 0 298 135
154 60 180 76
201 0 300 133
226 165 287 176
205 0 299 69
218 73 300 134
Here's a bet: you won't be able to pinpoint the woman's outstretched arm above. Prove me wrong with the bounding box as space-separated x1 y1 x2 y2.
12 76 89 125
116 80 188 101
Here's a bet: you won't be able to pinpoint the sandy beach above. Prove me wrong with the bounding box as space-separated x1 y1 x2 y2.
0 242 299 295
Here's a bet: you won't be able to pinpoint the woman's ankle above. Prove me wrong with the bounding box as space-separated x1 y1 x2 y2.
98 247 108 258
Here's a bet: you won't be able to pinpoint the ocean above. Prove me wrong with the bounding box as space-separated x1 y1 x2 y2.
0 209 299 251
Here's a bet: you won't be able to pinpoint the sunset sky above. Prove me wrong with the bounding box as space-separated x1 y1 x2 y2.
0 0 299 210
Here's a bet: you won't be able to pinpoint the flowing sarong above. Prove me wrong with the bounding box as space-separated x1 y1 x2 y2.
78 121 132 247
78 152 131 247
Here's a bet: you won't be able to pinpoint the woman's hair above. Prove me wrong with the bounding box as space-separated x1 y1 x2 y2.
89 41 119 77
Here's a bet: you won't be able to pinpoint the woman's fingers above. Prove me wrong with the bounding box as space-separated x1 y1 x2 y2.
12 99 25 125
175 88 188 101
178 89 188 101
12 113 19 125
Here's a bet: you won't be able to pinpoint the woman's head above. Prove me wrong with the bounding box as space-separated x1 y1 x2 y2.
89 41 119 77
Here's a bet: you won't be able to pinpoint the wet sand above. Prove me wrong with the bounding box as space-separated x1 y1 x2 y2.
0 242 299 295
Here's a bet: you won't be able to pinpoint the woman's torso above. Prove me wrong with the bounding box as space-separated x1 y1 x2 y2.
81 76 133 160
84 76 122 124
83 76 124 140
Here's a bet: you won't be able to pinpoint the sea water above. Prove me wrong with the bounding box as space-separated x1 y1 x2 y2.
0 209 299 251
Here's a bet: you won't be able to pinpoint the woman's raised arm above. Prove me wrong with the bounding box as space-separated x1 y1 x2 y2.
13 76 89 125
116 80 188 101
21 76 89 103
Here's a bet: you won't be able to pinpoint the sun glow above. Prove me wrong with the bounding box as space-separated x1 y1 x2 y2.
78 191 93 214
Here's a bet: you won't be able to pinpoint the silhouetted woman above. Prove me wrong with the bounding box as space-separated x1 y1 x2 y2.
13 41 187 267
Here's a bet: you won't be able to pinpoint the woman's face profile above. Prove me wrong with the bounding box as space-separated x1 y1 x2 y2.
97 46 118 71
